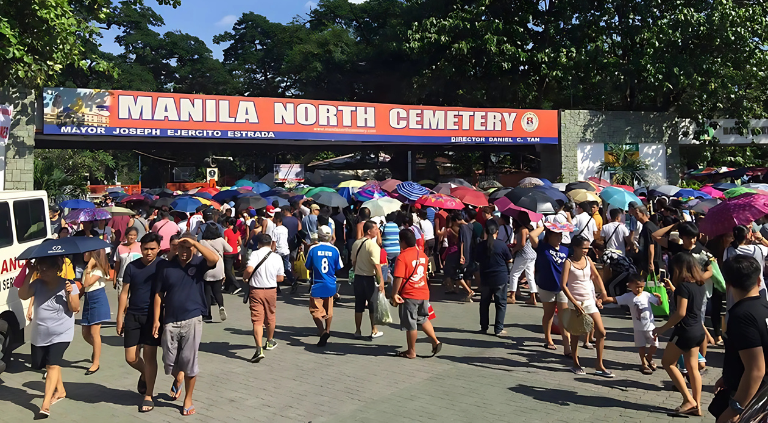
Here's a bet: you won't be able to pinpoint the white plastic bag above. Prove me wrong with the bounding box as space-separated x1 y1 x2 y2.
372 290 392 325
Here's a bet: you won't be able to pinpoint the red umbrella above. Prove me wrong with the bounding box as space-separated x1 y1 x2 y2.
197 187 220 195
380 179 402 193
494 197 544 223
611 184 635 192
588 177 611 187
451 187 489 207
699 195 768 237
415 194 464 210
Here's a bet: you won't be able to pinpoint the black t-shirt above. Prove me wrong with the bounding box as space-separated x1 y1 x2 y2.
724 296 768 390
667 242 711 272
123 258 162 315
637 221 660 271
332 212 346 242
674 281 706 333
156 256 213 324
283 215 300 248
458 223 473 261
475 239 513 286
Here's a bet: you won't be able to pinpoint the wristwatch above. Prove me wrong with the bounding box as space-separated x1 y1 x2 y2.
729 398 745 415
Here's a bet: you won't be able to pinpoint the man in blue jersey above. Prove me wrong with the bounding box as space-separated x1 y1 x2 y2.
305 226 344 347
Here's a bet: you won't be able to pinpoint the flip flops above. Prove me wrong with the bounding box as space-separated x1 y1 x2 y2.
317 332 331 347
140 399 154 413
432 342 443 356
395 351 415 359
594 370 615 378
570 366 586 375
170 381 182 400
51 397 65 406
544 344 557 350
182 405 196 416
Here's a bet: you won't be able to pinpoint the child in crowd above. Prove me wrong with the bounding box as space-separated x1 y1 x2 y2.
600 274 662 374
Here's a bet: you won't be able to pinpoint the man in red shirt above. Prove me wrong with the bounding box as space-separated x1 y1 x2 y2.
392 229 442 359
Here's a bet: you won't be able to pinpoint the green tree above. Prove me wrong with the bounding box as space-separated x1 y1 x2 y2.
597 144 650 186
34 150 116 198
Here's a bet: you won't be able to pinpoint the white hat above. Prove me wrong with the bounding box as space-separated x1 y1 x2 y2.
318 225 332 241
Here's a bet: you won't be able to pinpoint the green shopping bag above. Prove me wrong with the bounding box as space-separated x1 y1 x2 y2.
709 259 726 293
644 273 670 317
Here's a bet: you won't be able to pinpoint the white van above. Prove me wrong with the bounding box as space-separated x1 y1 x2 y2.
0 191 50 373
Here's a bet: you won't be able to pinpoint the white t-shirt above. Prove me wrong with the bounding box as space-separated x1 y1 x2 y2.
247 247 285 288
571 212 597 243
272 225 290 255
189 214 204 235
85 269 107 292
546 211 571 244
601 221 630 254
418 219 435 241
725 244 768 283
616 291 660 331
264 218 276 238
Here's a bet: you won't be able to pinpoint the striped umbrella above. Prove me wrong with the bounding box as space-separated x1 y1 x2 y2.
354 183 387 201
396 181 430 201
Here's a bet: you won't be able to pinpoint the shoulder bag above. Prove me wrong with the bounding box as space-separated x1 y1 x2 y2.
243 251 273 304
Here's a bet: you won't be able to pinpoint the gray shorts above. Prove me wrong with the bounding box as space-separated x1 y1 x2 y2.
162 316 203 377
399 298 429 331
538 289 567 304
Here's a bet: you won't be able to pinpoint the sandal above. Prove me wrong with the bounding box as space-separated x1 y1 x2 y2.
182 405 196 416
570 366 585 375
594 370 615 378
648 361 657 371
38 408 50 418
170 380 182 401
544 344 557 350
668 405 701 417
641 366 653 375
395 350 415 359
583 343 594 350
139 399 154 413
431 342 443 356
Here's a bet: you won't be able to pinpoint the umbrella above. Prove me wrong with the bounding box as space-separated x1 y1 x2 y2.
151 197 174 208
505 188 559 214
699 196 768 237
337 187 355 202
64 208 111 224
380 179 402 193
306 187 337 198
478 180 503 189
237 191 261 198
648 185 680 197
185 188 200 195
196 197 222 210
354 183 387 201
150 188 174 198
723 187 757 199
113 193 129 202
600 187 642 210
18 237 113 260
587 177 611 187
415 194 465 210
517 177 544 188
122 193 154 202
396 181 430 201
107 191 125 198
744 183 768 190
674 188 710 199
565 181 596 192
337 180 366 189
713 182 739 191
551 183 568 192
60 199 95 209
494 197 544 223
362 197 402 217
235 196 268 211
489 188 514 201
250 182 271 195
233 179 254 188
433 183 456 195
311 191 349 208
450 188 489 207
418 179 437 187
212 189 241 203
264 196 289 207
194 192 212 200
197 187 220 195
100 206 135 216
261 188 289 199
171 197 203 213
446 178 473 188
568 189 602 204
533 186 568 203
700 186 725 198
690 198 722 214
610 184 635 192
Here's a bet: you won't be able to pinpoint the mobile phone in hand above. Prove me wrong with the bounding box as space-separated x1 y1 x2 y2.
659 269 667 280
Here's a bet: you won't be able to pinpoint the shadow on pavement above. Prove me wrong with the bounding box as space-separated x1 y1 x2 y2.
508 384 669 413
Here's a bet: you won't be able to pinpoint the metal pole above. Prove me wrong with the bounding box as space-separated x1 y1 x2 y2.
408 151 412 181
138 154 142 190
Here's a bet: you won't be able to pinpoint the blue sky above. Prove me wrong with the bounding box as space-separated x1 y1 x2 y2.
100 0 368 59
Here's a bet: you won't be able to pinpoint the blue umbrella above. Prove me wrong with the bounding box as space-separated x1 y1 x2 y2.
251 182 271 194
237 191 260 198
337 187 354 202
395 181 430 201
212 189 241 203
195 192 213 200
171 197 203 213
233 179 254 188
107 191 125 198
600 187 642 210
539 178 553 187
675 188 712 199
60 199 95 209
261 188 288 198
264 196 289 207
713 182 738 190
532 186 568 203
18 237 112 260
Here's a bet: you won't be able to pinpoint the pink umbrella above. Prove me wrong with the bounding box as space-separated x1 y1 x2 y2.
415 194 464 210
700 186 724 198
494 197 544 222
699 195 768 237
380 179 402 193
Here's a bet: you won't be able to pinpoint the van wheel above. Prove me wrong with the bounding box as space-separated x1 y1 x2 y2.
0 319 11 373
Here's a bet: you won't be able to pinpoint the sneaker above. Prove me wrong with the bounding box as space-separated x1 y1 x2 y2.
232 287 243 295
250 348 265 363
219 307 227 322
265 339 278 350
370 331 384 339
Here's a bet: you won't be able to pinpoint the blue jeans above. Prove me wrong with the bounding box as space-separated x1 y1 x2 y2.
280 253 295 284
480 283 507 334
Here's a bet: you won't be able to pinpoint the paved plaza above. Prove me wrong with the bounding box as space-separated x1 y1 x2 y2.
0 278 716 422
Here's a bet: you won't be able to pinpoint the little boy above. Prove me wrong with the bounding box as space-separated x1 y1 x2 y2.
601 274 662 374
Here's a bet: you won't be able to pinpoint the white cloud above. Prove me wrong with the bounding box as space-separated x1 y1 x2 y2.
305 1 317 10
215 15 238 27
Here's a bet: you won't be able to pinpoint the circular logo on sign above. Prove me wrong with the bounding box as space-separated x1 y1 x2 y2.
187 267 197 276
521 112 539 132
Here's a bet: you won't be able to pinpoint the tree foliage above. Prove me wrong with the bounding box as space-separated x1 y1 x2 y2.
597 144 650 186
34 150 115 198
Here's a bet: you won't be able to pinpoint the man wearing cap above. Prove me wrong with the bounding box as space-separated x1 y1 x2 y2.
302 204 321 242
49 205 66 238
305 226 343 346
243 234 285 363
351 221 385 339
262 205 278 239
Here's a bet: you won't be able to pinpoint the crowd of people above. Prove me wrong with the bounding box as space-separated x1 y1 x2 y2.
20 182 768 421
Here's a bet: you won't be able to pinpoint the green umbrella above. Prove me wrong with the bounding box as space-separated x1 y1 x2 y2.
293 187 312 195
306 187 337 197
723 187 756 199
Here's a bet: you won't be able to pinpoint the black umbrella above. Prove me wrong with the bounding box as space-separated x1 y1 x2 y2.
489 188 513 201
634 187 648 197
504 188 559 214
151 197 174 208
690 198 722 214
446 178 473 188
311 191 349 208
156 188 175 198
565 181 596 192
235 196 268 211
18 237 112 260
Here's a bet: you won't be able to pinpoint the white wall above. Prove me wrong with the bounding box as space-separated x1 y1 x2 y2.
577 142 667 184
680 118 768 144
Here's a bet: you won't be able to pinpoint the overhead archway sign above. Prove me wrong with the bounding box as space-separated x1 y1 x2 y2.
42 88 558 145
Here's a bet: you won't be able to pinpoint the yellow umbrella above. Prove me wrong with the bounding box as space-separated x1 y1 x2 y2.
337 180 366 189
418 179 437 185
568 189 602 204
100 206 134 216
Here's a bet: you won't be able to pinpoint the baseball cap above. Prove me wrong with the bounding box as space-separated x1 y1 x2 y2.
49 205 61 213
310 204 320 211
266 205 276 216
318 225 332 237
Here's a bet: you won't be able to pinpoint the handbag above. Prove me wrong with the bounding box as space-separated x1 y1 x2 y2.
348 239 368 284
293 251 310 281
560 306 594 335
644 272 670 317
242 251 272 304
